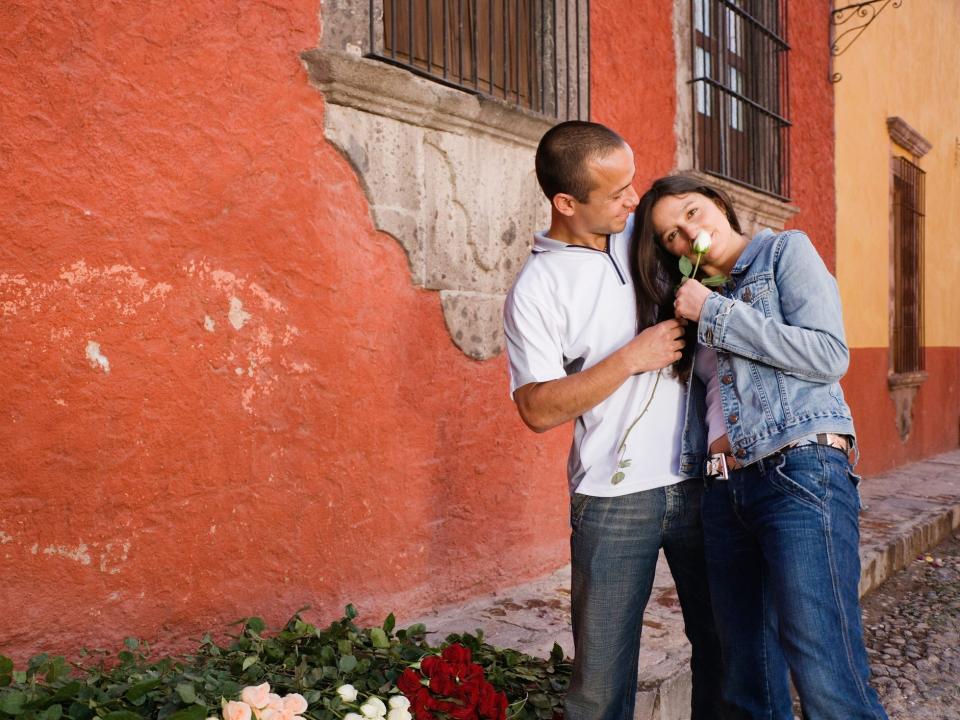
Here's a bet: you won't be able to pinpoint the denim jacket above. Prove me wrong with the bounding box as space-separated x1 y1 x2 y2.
678 228 856 478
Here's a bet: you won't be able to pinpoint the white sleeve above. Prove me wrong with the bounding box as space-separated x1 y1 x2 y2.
502 288 567 397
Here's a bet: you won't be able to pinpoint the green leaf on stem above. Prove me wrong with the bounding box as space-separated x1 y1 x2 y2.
679 256 693 277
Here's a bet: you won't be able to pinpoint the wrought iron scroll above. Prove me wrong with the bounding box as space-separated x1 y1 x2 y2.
830 0 902 83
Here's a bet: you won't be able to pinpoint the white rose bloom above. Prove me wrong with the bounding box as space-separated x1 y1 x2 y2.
337 684 360 703
360 696 388 718
693 230 712 254
388 696 411 710
387 709 413 720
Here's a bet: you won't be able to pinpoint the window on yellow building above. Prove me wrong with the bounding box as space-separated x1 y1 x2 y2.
691 0 790 199
374 0 588 120
891 156 925 376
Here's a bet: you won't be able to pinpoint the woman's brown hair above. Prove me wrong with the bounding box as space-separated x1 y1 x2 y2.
630 175 742 379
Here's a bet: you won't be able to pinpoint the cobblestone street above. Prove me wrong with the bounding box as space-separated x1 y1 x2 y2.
862 532 960 719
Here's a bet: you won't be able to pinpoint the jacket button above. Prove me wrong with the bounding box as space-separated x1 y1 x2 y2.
735 448 747 459
742 288 752 302
728 413 739 423
721 375 733 385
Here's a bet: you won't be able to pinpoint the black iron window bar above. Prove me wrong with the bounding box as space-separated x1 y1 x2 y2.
368 0 589 121
892 156 925 375
690 0 791 200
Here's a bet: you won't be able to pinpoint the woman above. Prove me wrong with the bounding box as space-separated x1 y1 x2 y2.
631 175 887 720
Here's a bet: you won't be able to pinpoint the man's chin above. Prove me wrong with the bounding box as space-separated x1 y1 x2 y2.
609 217 629 233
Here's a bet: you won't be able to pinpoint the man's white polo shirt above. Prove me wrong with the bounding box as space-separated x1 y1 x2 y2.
503 216 685 497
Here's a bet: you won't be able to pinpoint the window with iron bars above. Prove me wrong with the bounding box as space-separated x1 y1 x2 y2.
690 0 790 199
892 156 925 375
368 0 589 120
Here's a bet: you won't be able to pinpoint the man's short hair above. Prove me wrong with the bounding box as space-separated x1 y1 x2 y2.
535 121 627 203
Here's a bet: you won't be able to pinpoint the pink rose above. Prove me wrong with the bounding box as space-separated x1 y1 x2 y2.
241 683 272 709
282 694 308 715
222 700 253 720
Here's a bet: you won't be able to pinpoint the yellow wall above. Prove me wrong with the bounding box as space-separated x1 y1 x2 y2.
834 0 960 348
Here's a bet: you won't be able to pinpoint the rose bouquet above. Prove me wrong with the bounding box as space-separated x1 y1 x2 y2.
396 644 507 720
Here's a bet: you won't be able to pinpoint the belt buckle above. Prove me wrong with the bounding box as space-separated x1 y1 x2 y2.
705 453 729 481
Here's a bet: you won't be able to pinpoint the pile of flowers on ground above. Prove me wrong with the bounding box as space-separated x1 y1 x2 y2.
218 682 308 720
0 610 569 720
396 644 508 720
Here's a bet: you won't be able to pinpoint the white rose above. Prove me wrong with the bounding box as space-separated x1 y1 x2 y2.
388 696 411 710
693 230 712 254
360 696 388 718
337 684 359 703
386 709 413 720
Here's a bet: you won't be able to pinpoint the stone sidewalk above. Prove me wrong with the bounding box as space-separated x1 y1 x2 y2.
408 448 960 720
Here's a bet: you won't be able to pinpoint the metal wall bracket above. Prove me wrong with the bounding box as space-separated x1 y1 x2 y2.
830 0 902 83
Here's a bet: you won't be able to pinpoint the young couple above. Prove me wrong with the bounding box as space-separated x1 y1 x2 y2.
503 121 888 720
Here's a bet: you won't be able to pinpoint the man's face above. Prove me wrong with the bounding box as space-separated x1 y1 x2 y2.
574 145 640 235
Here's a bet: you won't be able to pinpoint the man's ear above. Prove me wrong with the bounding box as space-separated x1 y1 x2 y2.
553 192 577 217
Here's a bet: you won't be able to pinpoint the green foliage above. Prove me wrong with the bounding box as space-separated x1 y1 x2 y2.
0 610 570 720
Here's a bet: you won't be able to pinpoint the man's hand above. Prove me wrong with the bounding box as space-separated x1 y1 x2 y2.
674 279 712 323
514 319 685 433
620 319 686 373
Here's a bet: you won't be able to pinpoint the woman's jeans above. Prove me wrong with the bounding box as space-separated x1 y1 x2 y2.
565 478 725 720
702 443 888 720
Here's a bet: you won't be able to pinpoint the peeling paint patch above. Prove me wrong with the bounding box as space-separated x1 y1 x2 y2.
99 541 130 574
42 543 92 565
54 398 67 406
85 341 111 373
203 315 216 332
0 531 13 544
228 297 251 330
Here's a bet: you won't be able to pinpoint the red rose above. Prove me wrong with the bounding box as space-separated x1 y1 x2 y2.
421 655 443 677
428 664 458 696
398 667 424 695
441 644 473 665
478 684 508 720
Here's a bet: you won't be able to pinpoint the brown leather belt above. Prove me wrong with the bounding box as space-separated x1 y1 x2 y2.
705 433 851 481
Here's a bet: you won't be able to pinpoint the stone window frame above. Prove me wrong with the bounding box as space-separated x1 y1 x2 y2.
885 117 931 441
300 1 590 360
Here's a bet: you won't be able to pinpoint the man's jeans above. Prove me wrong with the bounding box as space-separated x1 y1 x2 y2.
565 478 724 720
702 444 888 720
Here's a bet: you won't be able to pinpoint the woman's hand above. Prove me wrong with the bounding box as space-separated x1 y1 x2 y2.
674 278 712 322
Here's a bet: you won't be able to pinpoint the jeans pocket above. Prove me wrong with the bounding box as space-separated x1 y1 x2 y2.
847 468 864 511
570 492 592 530
768 448 829 507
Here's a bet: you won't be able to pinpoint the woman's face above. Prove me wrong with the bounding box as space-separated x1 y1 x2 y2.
650 192 735 265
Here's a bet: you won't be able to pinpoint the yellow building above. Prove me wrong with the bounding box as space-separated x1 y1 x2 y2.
834 0 960 473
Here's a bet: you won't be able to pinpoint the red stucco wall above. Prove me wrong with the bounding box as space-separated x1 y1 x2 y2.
0 1 572 662
783 0 836 268
589 0 677 186
0 0 847 664
842 348 960 476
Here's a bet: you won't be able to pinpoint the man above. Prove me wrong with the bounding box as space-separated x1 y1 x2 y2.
502 121 723 720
